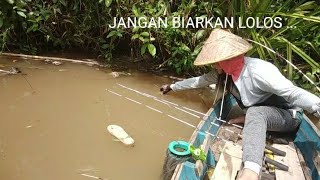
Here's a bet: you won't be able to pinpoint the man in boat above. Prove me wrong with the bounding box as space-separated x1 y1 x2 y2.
160 29 320 180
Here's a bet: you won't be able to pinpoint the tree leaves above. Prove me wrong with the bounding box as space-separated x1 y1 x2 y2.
132 6 139 17
148 43 156 57
107 30 122 38
60 0 67 6
0 0 319 94
195 30 205 40
141 44 147 55
141 43 157 57
131 34 139 40
105 0 112 7
276 37 319 69
0 18 3 28
6 0 14 4
17 11 26 18
140 32 149 37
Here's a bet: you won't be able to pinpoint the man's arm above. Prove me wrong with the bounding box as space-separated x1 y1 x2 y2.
254 65 320 117
160 71 218 94
170 71 218 91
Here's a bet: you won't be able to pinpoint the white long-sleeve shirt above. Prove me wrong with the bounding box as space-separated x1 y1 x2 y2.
170 70 218 90
171 57 320 113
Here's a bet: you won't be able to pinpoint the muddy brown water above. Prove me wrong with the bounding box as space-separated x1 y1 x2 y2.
1 55 319 180
0 56 212 180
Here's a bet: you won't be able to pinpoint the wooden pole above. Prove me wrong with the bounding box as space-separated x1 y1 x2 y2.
1 53 101 66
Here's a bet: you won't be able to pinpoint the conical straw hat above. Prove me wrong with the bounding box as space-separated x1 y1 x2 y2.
194 29 252 66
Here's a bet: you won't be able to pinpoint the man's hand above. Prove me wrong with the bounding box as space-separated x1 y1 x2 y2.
160 84 172 94
229 115 245 124
312 103 320 118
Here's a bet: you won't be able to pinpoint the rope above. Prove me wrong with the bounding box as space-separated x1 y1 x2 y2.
212 75 221 106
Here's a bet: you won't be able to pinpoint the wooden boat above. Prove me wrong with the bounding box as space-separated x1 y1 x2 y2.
169 93 320 180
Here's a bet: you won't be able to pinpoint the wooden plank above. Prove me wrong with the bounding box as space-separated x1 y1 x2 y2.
273 144 305 180
210 142 242 180
261 172 276 180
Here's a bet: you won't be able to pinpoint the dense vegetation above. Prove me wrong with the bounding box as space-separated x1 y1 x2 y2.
0 0 319 94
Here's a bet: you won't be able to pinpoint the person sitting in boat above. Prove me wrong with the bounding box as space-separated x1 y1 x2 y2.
160 29 320 180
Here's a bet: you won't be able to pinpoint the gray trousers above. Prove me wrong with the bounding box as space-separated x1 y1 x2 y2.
242 106 301 166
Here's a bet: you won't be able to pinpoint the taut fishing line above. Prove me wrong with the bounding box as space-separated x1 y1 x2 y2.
106 88 242 142
116 83 243 130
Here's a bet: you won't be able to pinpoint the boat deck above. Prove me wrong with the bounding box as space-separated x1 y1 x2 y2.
170 94 319 180
209 105 309 180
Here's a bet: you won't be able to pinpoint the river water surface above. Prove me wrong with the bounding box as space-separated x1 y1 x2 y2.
0 56 210 180
1 55 319 180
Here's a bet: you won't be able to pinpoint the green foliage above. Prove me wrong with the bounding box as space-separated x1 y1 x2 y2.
0 0 319 93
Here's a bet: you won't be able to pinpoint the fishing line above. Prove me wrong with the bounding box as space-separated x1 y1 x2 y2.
206 74 229 135
117 83 239 129
1 67 36 92
212 75 221 106
181 106 206 116
117 83 206 116
161 99 179 106
106 89 242 142
80 173 107 180
22 75 35 92
107 90 122 97
125 97 142 104
107 89 198 128
115 84 243 130
154 98 170 106
206 74 243 136
165 114 234 143
219 75 228 119
146 105 163 113
247 39 320 92
174 106 201 118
